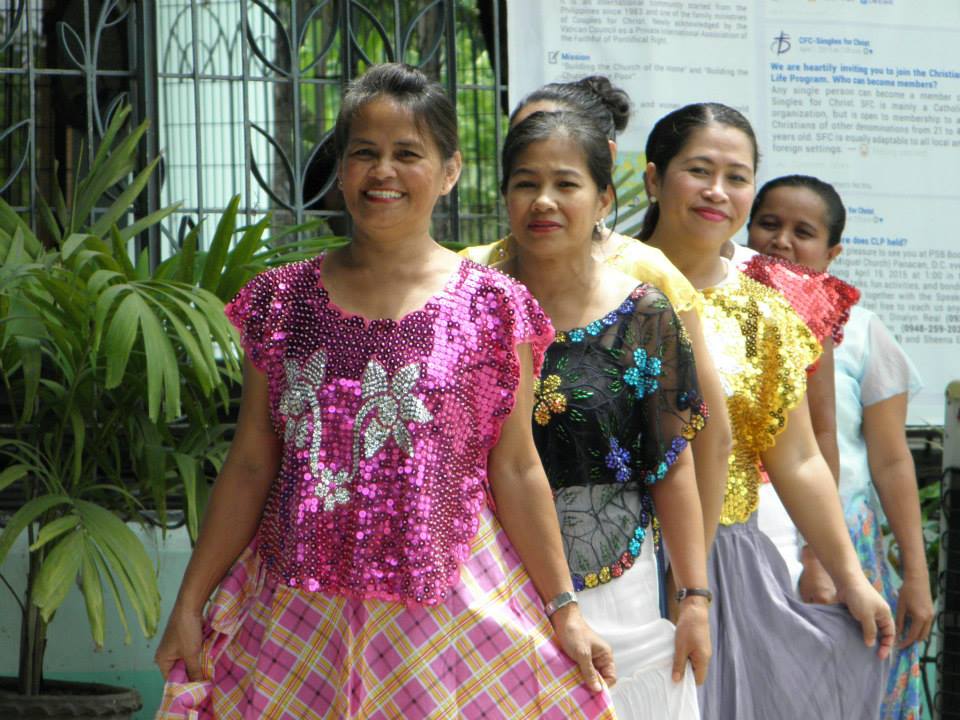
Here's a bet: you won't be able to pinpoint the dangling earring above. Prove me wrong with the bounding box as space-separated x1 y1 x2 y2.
336 176 344 189
500 233 515 260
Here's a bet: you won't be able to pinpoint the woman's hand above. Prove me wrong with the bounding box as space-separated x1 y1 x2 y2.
896 573 934 648
673 597 712 685
550 604 617 693
154 604 205 681
835 577 895 660
798 545 838 604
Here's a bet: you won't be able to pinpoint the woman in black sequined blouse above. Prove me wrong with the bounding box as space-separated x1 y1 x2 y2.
496 109 712 717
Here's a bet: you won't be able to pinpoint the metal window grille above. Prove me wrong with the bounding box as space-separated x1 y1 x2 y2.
1 1 508 259
0 1 150 233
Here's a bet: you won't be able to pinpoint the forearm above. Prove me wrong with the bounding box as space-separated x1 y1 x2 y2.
491 461 574 602
872 458 927 578
174 461 275 611
863 395 927 580
680 309 731 549
690 431 728 551
769 454 862 588
650 450 708 589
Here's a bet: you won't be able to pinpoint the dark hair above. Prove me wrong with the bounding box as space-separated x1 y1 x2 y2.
333 63 459 161
638 103 759 240
510 76 631 140
501 110 616 235
748 175 846 247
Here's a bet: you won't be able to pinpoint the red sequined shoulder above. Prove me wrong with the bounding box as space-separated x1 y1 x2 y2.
738 254 860 345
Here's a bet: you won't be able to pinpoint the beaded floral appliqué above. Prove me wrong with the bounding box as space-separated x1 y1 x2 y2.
356 360 434 458
314 467 351 512
533 374 568 426
288 355 434 517
279 351 327 472
605 437 632 483
623 348 662 399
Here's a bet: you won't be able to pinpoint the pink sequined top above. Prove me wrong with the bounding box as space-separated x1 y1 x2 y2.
225 254 553 605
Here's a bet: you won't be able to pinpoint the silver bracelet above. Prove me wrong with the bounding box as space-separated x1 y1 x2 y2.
544 590 578 617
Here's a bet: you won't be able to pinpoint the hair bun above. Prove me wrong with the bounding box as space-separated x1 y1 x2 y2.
579 76 631 133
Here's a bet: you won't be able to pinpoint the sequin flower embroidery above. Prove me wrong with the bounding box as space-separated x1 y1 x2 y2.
278 351 327 471
314 467 351 512
605 437 632 483
533 374 568 426
357 360 434 458
623 348 662 399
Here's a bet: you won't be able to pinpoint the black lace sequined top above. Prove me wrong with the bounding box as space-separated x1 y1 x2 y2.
531 284 706 592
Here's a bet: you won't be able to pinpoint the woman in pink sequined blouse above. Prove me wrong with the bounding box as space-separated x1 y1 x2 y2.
153 63 617 719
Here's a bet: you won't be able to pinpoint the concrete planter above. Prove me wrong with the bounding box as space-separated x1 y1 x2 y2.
0 525 192 719
0 679 142 719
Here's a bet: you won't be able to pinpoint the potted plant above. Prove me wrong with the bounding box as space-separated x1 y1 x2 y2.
0 106 341 716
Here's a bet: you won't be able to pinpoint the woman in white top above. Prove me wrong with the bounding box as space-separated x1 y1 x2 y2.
748 174 932 720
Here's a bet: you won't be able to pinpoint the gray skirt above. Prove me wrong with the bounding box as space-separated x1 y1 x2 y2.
698 517 889 720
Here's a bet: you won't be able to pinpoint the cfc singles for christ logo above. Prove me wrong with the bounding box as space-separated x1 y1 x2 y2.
771 31 791 55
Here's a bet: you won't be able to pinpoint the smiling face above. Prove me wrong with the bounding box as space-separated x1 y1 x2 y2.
747 185 841 272
339 97 461 240
645 123 756 250
504 132 613 258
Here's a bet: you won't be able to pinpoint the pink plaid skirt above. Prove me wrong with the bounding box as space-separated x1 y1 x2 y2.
157 507 615 719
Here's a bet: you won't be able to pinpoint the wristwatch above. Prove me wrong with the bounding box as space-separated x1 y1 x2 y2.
544 591 578 617
676 587 713 604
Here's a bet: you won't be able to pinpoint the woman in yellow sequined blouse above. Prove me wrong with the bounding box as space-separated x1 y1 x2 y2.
640 102 894 720
463 78 732 553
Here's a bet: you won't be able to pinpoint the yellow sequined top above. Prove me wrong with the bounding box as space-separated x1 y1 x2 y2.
700 263 822 525
460 232 701 314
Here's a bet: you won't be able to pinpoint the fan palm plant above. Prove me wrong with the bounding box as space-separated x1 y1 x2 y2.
0 106 342 699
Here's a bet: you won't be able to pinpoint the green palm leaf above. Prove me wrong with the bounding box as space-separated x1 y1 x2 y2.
0 494 72 568
75 500 160 637
102 291 142 389
80 543 106 648
201 195 240 291
32 529 85 623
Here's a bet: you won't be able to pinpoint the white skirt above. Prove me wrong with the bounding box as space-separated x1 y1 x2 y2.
577 531 700 719
756 482 803 590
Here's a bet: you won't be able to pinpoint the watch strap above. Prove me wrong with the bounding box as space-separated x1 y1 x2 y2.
544 591 578 617
676 587 713 604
